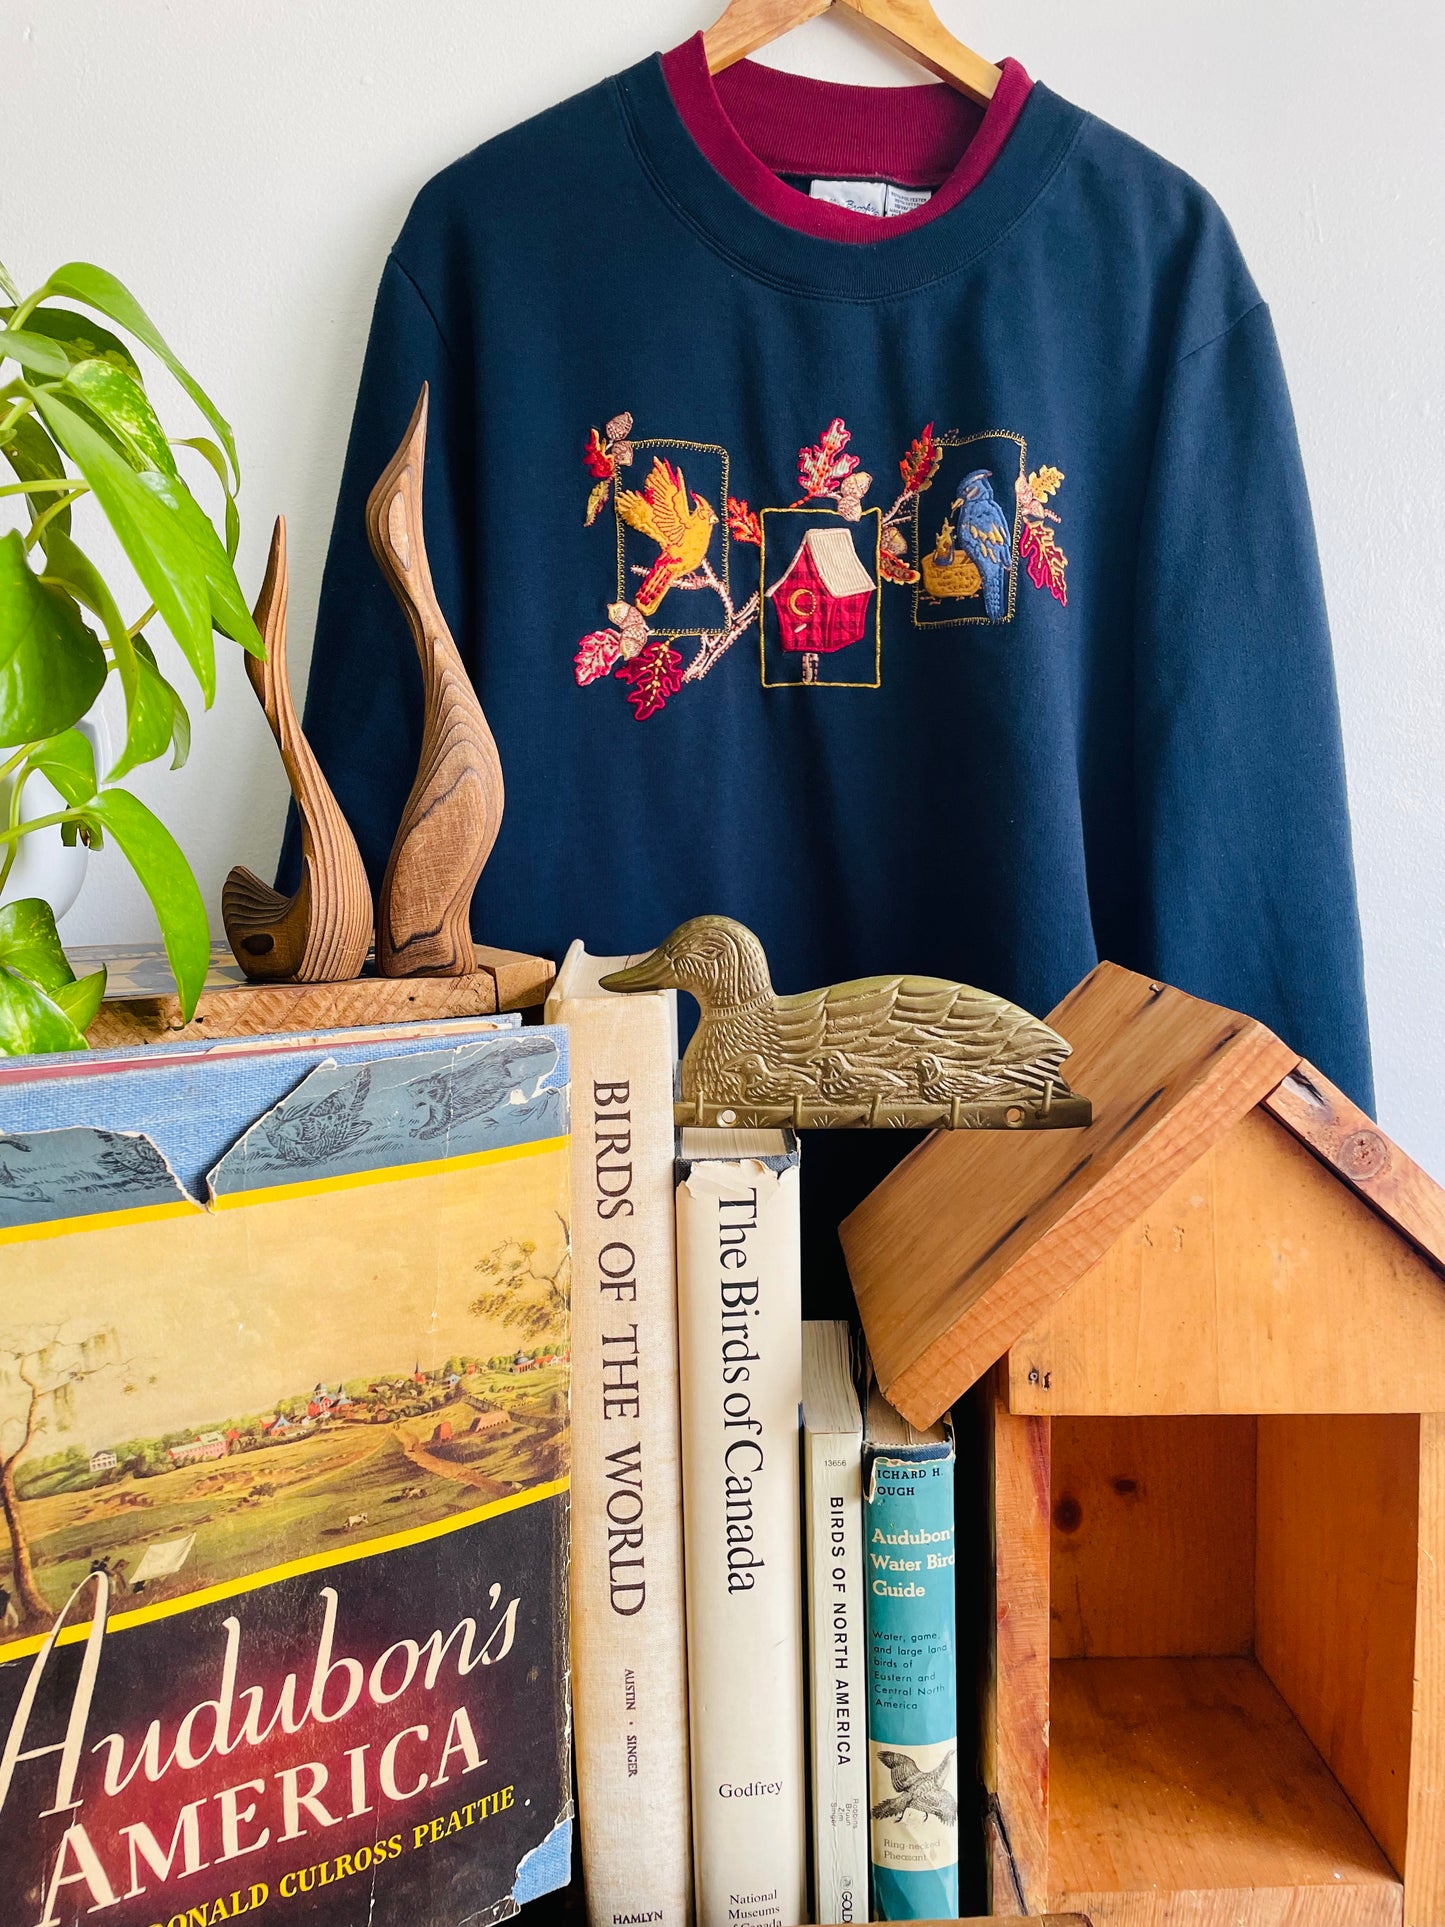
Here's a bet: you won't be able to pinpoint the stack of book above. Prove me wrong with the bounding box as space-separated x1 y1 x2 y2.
549 949 959 1927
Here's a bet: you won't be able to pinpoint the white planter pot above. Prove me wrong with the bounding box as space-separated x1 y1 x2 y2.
0 717 111 924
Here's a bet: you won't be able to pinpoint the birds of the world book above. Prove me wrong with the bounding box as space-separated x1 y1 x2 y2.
0 1022 572 1927
545 944 691 1927
862 1381 957 1921
802 1322 868 1924
674 1129 806 1927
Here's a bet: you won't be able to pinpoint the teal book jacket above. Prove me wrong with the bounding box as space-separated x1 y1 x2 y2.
862 1387 957 1920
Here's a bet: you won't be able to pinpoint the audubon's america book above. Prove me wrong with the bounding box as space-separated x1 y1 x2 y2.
0 1023 572 1926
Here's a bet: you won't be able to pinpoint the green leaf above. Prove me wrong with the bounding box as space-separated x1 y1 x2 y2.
0 967 88 1053
175 435 240 559
0 261 19 304
0 896 76 994
0 529 107 745
26 728 98 806
0 328 70 378
15 306 143 384
82 787 208 1017
136 470 263 657
108 634 190 779
42 263 239 487
53 965 107 1031
0 899 92 1053
62 359 178 477
33 387 216 702
139 635 191 770
37 529 187 778
2 414 74 538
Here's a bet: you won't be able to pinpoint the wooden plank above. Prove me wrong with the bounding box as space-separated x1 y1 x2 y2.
472 942 559 1013
983 1369 1051 1914
1048 1656 1402 1926
1407 1414 1445 1926
1255 1416 1420 1875
1264 1063 1445 1277
1047 1888 1394 1925
1051 1417 1255 1659
1009 1109 1445 1416
841 962 1298 1428
79 940 554 1047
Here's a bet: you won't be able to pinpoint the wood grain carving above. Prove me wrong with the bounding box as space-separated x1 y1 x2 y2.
368 384 504 976
222 517 373 983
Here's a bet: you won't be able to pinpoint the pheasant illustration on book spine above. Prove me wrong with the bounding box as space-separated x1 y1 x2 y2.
367 384 505 976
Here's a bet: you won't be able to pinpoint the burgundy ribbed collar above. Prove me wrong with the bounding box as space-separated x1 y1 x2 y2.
659 32 1033 244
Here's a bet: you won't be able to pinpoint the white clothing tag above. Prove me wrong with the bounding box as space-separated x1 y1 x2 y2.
808 178 935 217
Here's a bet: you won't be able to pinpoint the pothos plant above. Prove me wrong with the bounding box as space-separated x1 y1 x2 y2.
0 256 263 1054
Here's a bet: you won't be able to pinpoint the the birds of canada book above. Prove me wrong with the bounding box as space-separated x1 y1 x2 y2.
544 944 691 1927
675 1128 806 1927
802 1322 868 1925
0 1021 572 1927
862 1380 957 1921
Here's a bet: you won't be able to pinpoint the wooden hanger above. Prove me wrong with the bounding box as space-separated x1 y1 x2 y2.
703 0 1000 105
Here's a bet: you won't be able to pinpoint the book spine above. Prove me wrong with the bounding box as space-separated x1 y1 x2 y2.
805 1427 869 1923
676 1152 807 1927
863 1441 958 1920
554 993 692 1927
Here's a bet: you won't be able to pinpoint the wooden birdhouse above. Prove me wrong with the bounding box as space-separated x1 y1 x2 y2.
766 527 875 653
841 962 1445 1927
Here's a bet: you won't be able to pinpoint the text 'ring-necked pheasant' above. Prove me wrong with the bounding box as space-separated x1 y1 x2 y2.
600 917 1090 1131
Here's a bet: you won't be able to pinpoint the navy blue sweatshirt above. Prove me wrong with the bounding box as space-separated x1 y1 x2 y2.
285 40 1372 1297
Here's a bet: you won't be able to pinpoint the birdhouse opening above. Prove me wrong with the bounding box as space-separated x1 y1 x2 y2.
1035 1410 1420 1924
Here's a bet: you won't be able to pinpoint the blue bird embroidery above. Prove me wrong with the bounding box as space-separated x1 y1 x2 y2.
951 468 1014 620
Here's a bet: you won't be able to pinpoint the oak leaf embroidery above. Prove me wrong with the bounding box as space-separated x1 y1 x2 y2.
726 497 762 546
616 638 684 720
794 418 860 503
574 629 622 685
581 415 635 524
1019 520 1068 604
1016 465 1069 604
899 422 944 497
879 549 921 586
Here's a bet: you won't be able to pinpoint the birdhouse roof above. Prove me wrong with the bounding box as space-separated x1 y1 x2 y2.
769 527 875 599
841 961 1445 1427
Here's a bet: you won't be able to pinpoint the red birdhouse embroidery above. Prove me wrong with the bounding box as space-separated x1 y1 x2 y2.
766 528 876 654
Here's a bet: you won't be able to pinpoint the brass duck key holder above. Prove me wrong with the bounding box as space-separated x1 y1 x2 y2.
602 916 1090 1131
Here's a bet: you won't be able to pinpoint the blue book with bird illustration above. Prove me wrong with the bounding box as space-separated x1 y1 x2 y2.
862 1379 957 1921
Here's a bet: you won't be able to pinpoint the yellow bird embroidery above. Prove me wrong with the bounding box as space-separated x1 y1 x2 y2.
615 456 718 615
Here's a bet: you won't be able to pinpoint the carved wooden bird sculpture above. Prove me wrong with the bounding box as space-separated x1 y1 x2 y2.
614 457 718 615
222 517 373 983
600 916 1090 1131
367 385 505 976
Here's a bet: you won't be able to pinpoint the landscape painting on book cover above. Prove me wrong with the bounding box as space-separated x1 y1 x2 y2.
0 1129 570 1642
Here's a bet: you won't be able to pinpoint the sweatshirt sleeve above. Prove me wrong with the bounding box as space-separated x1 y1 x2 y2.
278 253 475 898
1132 300 1373 1110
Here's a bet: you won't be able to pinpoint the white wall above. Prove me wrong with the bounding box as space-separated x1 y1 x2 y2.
5 1 1443 1172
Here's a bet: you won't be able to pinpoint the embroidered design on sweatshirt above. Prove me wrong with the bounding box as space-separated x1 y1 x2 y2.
914 433 1069 624
761 507 883 688
574 411 1066 719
